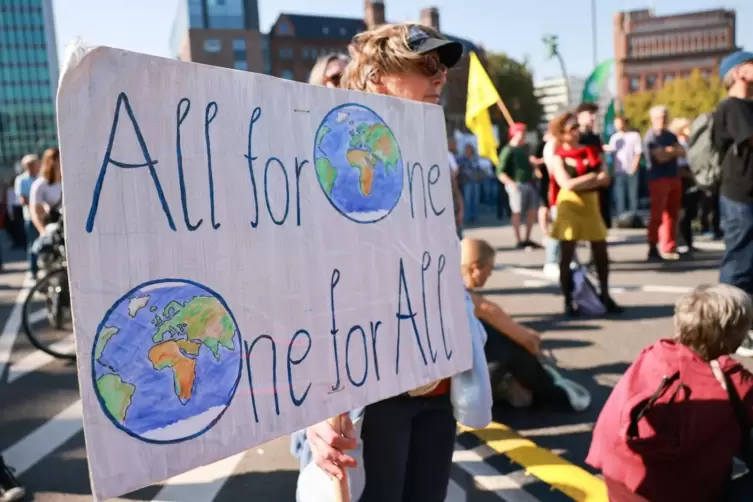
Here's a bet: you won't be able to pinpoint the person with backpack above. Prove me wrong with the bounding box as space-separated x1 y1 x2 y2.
587 284 753 502
547 112 622 317
709 50 753 357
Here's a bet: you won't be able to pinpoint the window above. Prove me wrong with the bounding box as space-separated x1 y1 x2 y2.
204 39 222 53
322 26 329 35
302 47 309 59
278 23 290 35
279 47 293 59
340 27 347 36
646 74 657 90
664 74 675 83
234 61 248 71
281 70 294 80
232 39 246 51
629 77 640 92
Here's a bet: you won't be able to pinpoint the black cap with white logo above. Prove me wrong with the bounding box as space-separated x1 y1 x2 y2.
407 25 464 69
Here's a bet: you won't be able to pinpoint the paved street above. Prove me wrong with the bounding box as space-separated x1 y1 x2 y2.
0 220 735 501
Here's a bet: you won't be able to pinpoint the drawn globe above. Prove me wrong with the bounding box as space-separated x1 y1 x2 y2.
313 103 404 223
91 279 242 444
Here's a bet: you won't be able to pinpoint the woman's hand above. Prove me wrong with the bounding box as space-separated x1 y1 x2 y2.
522 330 541 356
306 414 358 480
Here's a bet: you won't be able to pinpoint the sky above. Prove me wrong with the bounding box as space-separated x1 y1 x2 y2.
51 0 753 82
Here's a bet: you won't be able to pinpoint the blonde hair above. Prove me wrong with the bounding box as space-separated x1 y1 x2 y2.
341 23 445 91
40 147 60 184
669 117 691 137
308 53 349 86
674 284 753 361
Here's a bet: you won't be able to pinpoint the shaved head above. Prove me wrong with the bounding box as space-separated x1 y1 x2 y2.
461 238 495 266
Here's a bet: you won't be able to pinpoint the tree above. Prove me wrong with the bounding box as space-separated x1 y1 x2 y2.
622 69 726 134
484 52 543 133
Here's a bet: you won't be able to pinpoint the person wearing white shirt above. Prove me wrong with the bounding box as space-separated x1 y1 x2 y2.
606 117 643 218
29 148 62 237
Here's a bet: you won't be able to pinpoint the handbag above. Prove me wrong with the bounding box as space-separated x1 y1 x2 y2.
710 360 753 469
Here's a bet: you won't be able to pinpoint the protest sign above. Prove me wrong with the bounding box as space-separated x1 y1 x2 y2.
57 46 473 500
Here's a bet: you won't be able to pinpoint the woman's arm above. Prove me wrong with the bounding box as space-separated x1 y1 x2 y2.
29 183 47 234
470 292 540 355
550 156 602 192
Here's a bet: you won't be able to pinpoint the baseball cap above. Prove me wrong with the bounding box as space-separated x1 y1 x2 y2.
407 25 463 69
720 50 753 79
508 122 526 139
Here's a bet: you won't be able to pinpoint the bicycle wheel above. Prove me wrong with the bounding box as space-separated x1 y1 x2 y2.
22 268 76 361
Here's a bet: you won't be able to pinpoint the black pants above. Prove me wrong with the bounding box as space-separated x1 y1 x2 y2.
481 321 570 408
680 183 700 249
360 392 456 502
699 187 722 237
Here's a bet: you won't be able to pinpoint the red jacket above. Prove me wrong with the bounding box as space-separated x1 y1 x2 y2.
587 339 753 502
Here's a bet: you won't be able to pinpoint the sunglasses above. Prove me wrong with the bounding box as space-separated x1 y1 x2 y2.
326 73 342 87
412 54 447 78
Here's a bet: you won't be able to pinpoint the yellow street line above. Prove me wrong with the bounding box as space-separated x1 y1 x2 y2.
459 422 608 502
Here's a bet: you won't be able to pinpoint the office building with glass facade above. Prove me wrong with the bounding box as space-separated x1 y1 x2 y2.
170 0 264 74
0 0 59 174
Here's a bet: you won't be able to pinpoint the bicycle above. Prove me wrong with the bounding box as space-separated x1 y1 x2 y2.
22 208 75 361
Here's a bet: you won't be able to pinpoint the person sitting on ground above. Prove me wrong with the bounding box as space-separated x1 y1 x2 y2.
497 123 540 249
461 237 590 412
587 284 753 502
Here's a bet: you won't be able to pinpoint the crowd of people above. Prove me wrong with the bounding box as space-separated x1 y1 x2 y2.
294 27 753 502
0 19 751 502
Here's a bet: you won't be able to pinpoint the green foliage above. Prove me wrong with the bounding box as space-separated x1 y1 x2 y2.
622 69 727 134
484 52 543 133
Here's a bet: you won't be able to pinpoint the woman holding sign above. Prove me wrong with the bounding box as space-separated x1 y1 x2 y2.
297 23 488 502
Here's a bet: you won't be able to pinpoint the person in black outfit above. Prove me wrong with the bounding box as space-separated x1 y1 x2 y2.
461 237 591 411
0 454 25 502
530 135 552 239
576 102 612 228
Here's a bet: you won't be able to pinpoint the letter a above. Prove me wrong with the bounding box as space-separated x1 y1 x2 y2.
86 92 176 232
395 258 427 374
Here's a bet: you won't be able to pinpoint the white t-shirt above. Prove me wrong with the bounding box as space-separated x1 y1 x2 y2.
607 131 643 174
29 178 62 210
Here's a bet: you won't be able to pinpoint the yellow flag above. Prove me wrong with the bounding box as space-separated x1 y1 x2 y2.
466 51 501 165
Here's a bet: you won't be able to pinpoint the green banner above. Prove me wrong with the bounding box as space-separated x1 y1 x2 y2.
582 59 613 103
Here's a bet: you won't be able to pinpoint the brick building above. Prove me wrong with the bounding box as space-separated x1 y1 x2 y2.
170 0 483 131
613 8 738 99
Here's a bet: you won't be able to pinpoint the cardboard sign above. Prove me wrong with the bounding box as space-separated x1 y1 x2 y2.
57 46 472 500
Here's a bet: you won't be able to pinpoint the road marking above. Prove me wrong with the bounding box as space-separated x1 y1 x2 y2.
0 284 33 381
151 451 247 502
2 399 84 475
7 332 76 383
453 446 540 502
445 479 467 502
460 422 608 502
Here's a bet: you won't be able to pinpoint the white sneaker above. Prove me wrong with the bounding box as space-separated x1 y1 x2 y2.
542 364 591 412
542 263 559 279
736 334 753 358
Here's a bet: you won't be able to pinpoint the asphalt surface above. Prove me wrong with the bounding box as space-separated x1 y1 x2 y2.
0 215 734 501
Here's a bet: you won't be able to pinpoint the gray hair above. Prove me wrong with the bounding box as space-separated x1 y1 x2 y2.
20 154 39 169
674 284 753 361
649 105 668 118
308 53 349 86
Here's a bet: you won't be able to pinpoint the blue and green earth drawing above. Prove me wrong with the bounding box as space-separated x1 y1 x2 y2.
314 104 404 223
92 279 242 444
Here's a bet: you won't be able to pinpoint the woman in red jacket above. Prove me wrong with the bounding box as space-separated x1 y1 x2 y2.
587 284 753 501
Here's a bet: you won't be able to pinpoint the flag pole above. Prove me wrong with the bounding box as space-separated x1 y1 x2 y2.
495 98 515 127
329 415 351 502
